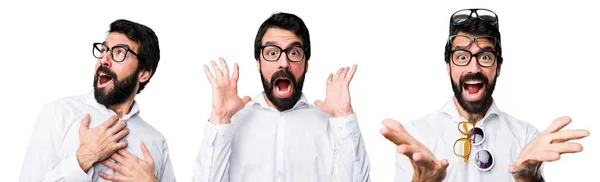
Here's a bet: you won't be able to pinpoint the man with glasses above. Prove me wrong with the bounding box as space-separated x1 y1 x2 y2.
380 9 589 181
20 19 175 181
193 12 370 181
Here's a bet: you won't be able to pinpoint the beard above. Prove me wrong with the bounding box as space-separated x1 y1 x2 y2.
450 72 497 114
93 66 139 107
260 69 306 111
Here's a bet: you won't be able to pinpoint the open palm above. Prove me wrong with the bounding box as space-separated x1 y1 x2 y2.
203 57 251 124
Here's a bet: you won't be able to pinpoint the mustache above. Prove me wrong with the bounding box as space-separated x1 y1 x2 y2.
459 72 489 86
270 69 296 84
95 66 117 80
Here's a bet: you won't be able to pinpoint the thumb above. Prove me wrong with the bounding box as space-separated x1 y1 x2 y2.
140 142 154 166
314 100 324 109
241 96 252 105
439 159 449 170
79 114 90 132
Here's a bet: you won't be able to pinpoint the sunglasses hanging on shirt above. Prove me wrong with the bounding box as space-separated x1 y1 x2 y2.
453 121 495 171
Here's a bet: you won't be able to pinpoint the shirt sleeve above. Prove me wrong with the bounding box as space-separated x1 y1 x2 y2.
19 103 93 182
157 139 176 182
328 113 371 182
192 121 235 182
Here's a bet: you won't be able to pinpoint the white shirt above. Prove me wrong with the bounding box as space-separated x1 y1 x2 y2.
193 93 371 182
20 91 176 182
395 98 542 182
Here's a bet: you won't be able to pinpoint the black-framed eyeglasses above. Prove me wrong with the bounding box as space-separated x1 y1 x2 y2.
451 49 497 67
93 43 139 62
448 35 498 50
451 8 498 27
261 45 305 62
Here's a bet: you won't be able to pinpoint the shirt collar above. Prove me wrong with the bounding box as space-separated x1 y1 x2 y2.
440 97 499 125
84 90 140 120
250 92 309 112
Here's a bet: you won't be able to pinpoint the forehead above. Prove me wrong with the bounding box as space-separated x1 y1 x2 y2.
452 31 495 48
261 27 302 47
104 32 139 51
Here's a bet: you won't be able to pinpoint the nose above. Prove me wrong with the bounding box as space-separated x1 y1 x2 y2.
276 52 290 70
465 56 482 74
98 51 112 68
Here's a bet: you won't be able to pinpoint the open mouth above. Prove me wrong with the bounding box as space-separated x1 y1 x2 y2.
97 73 114 87
273 77 293 98
462 80 485 101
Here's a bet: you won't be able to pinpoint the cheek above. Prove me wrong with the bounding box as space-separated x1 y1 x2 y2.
291 62 306 77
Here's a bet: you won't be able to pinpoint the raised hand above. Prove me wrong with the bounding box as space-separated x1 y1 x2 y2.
315 65 357 118
381 119 448 182
76 114 129 172
99 142 157 182
203 57 251 124
510 116 590 182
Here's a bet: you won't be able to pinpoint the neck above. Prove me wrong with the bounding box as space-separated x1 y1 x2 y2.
453 97 491 123
107 93 136 117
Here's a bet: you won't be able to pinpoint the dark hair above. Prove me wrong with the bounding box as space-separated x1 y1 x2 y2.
108 19 160 93
445 18 503 65
254 12 311 61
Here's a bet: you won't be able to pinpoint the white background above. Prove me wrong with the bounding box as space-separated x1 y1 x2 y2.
1 0 598 181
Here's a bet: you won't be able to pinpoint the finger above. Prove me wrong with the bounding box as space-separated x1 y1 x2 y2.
550 129 590 143
241 96 252 105
339 67 350 80
140 142 154 166
114 139 128 150
79 114 90 132
396 144 419 158
439 159 450 170
529 151 561 163
117 148 136 160
543 116 572 134
113 128 130 141
108 119 127 134
232 63 240 81
380 128 411 146
346 64 358 81
314 100 324 110
334 68 344 81
100 114 120 129
110 152 127 164
99 172 126 181
219 57 230 79
547 142 584 154
413 152 438 169
326 74 333 83
210 60 223 79
382 119 409 134
101 160 124 172
203 65 217 85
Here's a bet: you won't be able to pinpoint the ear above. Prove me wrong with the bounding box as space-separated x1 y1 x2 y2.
138 68 152 83
446 63 451 76
304 60 309 73
496 64 501 77
256 59 261 72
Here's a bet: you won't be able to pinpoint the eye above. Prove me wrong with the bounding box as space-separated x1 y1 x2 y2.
458 54 468 60
268 50 277 56
289 50 298 55
115 49 126 56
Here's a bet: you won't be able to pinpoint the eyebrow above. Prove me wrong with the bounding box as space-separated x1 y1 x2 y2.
102 41 132 49
454 45 468 50
263 41 303 48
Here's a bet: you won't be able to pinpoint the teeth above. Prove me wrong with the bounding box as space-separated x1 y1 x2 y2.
465 80 482 84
